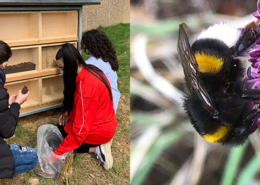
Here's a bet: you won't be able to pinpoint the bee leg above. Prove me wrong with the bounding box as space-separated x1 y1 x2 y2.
241 90 260 100
232 20 260 57
243 109 260 133
245 109 259 121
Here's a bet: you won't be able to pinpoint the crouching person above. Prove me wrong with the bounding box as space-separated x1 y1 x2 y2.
0 41 39 180
53 43 118 170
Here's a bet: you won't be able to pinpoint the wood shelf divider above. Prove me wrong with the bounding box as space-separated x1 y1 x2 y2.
2 10 78 113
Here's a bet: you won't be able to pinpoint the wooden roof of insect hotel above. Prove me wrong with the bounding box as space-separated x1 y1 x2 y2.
0 0 100 5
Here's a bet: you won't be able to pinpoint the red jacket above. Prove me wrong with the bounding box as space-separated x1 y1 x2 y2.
54 66 118 155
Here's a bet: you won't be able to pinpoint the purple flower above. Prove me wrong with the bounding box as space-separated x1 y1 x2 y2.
253 0 260 19
246 50 260 89
240 0 260 130
246 38 260 88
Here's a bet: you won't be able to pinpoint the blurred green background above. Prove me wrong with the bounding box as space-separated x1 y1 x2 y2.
130 0 260 185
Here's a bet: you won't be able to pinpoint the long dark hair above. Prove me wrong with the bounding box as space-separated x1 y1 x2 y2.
81 29 119 71
56 43 112 113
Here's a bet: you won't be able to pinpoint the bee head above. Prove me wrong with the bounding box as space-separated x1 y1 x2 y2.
221 126 253 145
185 95 258 146
221 108 260 145
201 124 253 146
192 114 254 146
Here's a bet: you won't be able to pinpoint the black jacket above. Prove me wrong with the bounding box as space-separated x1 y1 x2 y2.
0 83 20 179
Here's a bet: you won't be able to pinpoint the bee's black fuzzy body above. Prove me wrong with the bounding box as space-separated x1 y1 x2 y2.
184 92 248 145
178 22 260 145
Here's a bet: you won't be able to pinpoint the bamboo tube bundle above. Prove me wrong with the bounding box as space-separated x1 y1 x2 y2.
58 152 75 185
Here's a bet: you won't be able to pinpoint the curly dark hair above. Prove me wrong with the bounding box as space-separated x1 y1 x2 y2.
81 29 119 71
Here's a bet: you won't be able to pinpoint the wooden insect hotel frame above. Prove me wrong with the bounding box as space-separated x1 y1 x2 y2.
0 0 100 117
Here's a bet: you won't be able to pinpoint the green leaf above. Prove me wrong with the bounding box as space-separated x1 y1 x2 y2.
131 20 180 36
131 15 203 36
221 142 248 185
130 109 175 126
236 147 260 185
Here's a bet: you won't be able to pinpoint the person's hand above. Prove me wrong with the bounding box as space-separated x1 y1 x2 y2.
46 152 64 164
14 90 29 105
59 111 69 126
9 94 17 106
51 152 64 163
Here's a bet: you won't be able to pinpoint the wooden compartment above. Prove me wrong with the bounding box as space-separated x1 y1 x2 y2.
42 45 60 70
6 46 39 82
6 42 77 83
41 11 78 43
5 79 40 109
1 9 80 115
0 11 78 46
0 12 39 46
7 46 39 72
41 42 77 71
42 75 64 103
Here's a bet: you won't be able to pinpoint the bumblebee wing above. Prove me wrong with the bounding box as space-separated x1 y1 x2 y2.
177 23 219 119
177 23 196 94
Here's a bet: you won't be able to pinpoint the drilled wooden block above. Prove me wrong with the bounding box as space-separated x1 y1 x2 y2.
5 62 36 74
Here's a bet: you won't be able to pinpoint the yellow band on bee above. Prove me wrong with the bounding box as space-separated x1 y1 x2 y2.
202 126 229 143
195 53 224 73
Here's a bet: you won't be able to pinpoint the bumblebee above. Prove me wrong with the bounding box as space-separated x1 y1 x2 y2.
177 21 260 145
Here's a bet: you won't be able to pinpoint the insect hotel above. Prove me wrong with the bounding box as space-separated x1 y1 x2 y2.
0 0 100 116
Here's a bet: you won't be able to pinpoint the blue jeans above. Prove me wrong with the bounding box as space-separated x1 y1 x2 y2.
10 144 39 175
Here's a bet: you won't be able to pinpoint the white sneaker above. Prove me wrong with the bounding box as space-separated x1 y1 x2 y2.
96 142 113 170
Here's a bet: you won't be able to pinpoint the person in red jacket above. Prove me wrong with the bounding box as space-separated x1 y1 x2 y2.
52 43 118 170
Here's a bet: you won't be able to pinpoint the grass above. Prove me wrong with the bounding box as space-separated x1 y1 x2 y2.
5 23 130 185
220 142 260 185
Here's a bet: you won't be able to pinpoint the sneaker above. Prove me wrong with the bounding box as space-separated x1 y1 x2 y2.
96 142 113 170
